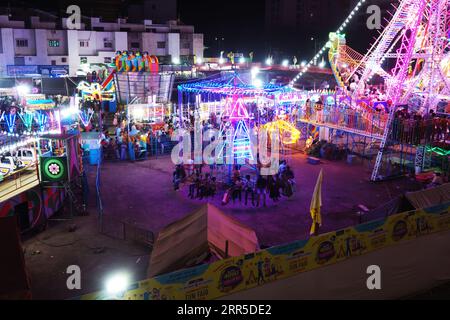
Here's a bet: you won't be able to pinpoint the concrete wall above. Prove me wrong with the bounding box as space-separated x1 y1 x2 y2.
114 32 128 52
127 32 142 51
0 16 25 28
193 33 204 59
67 30 79 76
223 230 450 299
0 28 14 75
30 17 56 29
77 30 97 56
34 29 48 65
167 32 180 61
46 30 68 56
94 31 115 53
13 29 36 56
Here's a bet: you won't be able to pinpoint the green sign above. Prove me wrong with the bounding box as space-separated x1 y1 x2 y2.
40 157 68 182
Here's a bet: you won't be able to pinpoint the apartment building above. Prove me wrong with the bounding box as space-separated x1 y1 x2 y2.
0 15 204 77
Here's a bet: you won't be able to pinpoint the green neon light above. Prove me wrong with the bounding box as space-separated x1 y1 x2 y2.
426 146 450 156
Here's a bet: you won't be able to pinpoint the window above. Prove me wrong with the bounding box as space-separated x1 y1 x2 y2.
61 57 67 63
51 60 56 65
182 42 190 49
157 41 166 49
14 57 25 65
16 39 28 47
104 57 111 63
24 150 32 157
48 40 60 47
104 41 113 48
80 41 89 47
130 42 140 49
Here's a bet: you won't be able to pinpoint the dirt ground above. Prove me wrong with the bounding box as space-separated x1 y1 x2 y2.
98 153 421 246
22 153 423 299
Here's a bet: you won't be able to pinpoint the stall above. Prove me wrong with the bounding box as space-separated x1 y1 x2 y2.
80 132 102 165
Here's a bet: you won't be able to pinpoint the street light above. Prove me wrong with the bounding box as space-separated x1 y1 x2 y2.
172 57 180 65
239 57 245 64
301 61 307 67
253 78 263 88
105 272 130 296
16 84 31 96
282 59 289 67
265 57 273 66
251 66 260 78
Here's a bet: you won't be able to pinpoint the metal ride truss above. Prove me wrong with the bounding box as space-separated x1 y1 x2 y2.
317 0 448 180
371 0 428 181
350 0 449 108
349 0 423 95
400 0 450 106
415 145 432 171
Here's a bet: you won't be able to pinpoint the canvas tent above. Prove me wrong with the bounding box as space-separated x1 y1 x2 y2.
148 203 259 277
405 183 450 209
361 183 450 223
360 195 414 223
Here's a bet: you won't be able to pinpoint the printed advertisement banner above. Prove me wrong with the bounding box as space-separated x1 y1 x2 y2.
81 202 450 300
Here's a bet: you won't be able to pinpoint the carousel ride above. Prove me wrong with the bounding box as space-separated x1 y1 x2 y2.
178 74 302 162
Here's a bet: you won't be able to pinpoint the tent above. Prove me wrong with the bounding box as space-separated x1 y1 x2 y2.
360 195 414 223
148 203 259 277
405 183 450 209
361 183 450 223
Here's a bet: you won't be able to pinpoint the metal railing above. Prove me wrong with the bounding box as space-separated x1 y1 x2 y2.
96 149 104 231
100 215 155 248
95 147 155 247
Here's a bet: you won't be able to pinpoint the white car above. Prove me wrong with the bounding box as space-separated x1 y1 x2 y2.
14 148 37 167
0 156 21 176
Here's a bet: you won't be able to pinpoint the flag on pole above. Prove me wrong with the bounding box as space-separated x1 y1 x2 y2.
310 169 323 235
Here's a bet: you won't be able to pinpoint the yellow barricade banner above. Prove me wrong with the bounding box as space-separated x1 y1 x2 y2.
80 201 450 300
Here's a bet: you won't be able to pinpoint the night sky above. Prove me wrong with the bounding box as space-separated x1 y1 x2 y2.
177 0 383 60
1 0 385 61
178 0 266 57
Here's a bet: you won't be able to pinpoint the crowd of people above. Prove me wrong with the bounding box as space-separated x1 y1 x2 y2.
391 108 449 145
171 160 296 208
222 161 296 207
101 112 178 161
300 97 450 145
